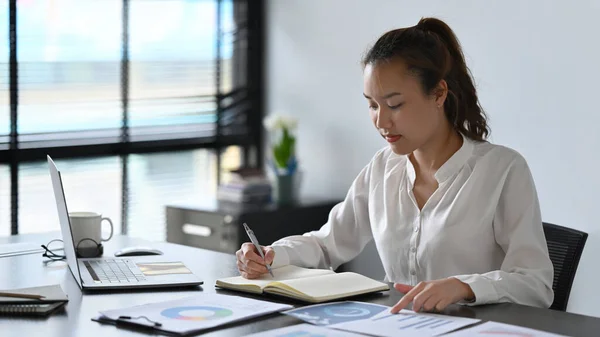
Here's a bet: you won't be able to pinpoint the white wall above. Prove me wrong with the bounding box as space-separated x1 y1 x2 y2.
266 0 600 316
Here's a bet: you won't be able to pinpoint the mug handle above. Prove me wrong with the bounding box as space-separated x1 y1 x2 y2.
101 217 114 242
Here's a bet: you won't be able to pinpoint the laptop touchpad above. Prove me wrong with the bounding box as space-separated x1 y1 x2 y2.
136 262 192 276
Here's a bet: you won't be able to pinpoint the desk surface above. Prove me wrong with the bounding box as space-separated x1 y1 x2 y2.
1 233 598 337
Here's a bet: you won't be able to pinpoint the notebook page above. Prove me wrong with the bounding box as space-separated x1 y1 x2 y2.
275 272 388 301
0 284 68 304
216 265 334 289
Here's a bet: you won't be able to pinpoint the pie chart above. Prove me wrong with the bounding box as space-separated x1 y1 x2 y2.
160 306 233 321
323 306 371 318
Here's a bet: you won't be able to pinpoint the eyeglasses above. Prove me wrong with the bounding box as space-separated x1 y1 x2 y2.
41 239 66 261
41 238 104 260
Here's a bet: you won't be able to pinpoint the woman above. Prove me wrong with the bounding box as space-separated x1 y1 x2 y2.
236 17 554 313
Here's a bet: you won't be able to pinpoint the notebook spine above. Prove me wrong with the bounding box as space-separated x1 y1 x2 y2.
0 304 39 314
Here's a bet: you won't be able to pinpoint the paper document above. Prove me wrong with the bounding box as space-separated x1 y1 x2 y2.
242 323 366 337
0 242 44 258
283 301 390 326
330 309 480 337
97 293 293 335
443 321 568 337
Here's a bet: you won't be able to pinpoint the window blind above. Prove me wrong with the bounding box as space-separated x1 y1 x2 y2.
127 150 216 241
1 0 250 153
17 157 123 235
17 0 122 146
0 0 264 235
0 165 8 236
0 1 8 144
128 0 231 140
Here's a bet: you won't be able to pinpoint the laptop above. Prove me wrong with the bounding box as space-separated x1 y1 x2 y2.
47 155 203 290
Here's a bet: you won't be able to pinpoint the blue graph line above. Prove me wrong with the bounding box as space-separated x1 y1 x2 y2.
416 319 442 329
411 318 438 329
396 315 418 323
372 314 394 322
430 320 453 329
398 316 428 330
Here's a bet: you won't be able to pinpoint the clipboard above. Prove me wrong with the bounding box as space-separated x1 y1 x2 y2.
92 315 181 336
91 294 293 336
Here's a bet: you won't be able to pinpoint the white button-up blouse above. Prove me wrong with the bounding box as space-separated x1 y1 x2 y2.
271 135 554 307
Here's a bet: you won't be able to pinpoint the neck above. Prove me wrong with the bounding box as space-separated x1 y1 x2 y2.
410 126 463 174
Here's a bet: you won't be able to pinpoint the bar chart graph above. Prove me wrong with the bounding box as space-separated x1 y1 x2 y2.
331 310 480 337
444 322 567 337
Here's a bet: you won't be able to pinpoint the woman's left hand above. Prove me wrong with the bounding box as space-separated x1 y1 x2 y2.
391 278 475 314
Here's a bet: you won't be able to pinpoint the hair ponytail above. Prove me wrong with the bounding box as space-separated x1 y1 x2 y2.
363 17 490 141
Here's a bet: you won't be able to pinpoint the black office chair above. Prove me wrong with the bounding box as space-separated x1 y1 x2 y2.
543 222 588 311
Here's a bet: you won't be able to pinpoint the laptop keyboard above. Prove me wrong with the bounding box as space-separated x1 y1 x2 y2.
84 259 147 284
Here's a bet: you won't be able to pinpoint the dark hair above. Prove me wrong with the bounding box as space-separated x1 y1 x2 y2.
362 17 489 141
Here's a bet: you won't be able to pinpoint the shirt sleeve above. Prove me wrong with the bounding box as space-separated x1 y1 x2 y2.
453 155 554 308
270 160 374 270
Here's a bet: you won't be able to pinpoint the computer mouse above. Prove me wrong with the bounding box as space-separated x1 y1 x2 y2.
114 246 164 257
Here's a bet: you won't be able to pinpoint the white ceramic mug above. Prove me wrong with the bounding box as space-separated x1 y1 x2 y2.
69 212 114 250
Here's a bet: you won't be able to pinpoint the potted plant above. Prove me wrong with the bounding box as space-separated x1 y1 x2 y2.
264 114 300 205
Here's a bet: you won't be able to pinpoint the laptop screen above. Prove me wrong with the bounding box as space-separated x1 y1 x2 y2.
47 156 82 287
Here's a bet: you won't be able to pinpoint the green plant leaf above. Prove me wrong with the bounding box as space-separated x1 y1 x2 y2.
272 127 295 169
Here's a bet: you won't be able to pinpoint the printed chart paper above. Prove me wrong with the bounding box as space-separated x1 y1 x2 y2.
330 309 480 337
242 323 366 337
98 294 293 334
283 301 390 326
444 321 568 337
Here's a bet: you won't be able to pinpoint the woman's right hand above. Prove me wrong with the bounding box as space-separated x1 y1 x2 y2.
235 242 275 279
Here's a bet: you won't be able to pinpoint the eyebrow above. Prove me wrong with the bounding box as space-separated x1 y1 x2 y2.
363 92 403 99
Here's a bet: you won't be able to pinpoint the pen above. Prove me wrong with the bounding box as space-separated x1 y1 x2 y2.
0 292 45 300
242 223 274 277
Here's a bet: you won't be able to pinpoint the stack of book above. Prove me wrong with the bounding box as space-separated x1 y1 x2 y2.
217 168 272 204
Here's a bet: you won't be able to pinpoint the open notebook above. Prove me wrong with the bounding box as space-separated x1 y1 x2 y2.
216 265 389 303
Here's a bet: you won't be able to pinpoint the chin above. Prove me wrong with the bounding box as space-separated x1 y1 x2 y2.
388 142 415 155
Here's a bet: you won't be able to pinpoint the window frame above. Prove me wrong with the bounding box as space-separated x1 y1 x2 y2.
0 0 265 234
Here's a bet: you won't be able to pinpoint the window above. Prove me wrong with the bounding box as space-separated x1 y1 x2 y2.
18 156 123 234
128 150 214 241
129 1 222 134
127 147 240 241
14 147 241 241
17 0 122 141
0 0 9 143
1 0 265 235
0 165 8 236
220 0 236 95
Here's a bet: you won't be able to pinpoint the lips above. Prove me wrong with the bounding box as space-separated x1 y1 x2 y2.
383 135 402 143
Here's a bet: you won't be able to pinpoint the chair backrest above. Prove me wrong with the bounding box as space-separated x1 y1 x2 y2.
543 222 588 311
